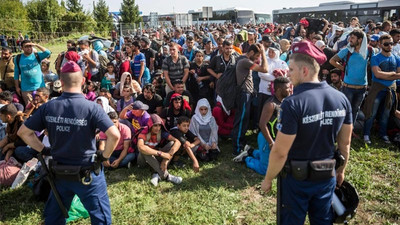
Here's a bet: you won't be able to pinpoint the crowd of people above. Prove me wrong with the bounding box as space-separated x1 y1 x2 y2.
0 15 399 224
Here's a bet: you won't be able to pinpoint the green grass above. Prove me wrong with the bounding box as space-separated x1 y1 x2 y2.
0 134 399 225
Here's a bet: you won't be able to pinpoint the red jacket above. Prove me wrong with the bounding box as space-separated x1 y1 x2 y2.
212 102 235 137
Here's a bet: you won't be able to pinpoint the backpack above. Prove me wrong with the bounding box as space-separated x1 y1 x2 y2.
15 53 41 74
342 46 373 84
216 56 247 111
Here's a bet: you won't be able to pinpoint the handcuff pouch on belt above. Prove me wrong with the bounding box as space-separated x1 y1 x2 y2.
284 159 336 181
50 160 100 185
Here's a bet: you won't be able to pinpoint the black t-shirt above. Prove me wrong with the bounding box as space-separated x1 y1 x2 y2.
136 93 163 114
170 127 197 145
160 107 191 131
140 48 156 69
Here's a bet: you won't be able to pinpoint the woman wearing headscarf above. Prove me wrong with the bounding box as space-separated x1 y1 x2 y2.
189 98 219 161
212 96 235 138
113 72 141 100
282 27 295 41
95 96 115 113
258 42 288 119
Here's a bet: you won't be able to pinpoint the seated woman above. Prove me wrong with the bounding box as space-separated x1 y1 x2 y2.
212 96 235 138
99 112 135 169
189 98 219 161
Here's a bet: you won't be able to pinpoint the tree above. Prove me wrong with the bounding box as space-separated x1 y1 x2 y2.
66 0 83 13
93 0 114 33
119 0 142 24
26 0 66 37
0 0 31 37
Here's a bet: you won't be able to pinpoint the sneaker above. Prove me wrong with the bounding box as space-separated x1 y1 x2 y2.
232 149 249 162
150 173 160 186
364 135 371 144
167 174 183 184
382 136 391 144
127 162 132 169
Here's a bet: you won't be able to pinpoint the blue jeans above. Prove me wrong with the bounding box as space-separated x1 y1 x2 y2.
44 169 111 225
363 89 396 137
14 146 38 163
341 86 366 123
281 175 336 225
109 150 136 168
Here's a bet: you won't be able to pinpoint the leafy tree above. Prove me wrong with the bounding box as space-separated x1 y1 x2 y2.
0 0 31 36
93 0 114 33
61 11 96 34
26 0 66 37
119 0 142 24
66 0 83 13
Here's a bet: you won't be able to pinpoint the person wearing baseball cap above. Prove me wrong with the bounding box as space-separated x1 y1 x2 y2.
261 41 352 225
120 100 151 135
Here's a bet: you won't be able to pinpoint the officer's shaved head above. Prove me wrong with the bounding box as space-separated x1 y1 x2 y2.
60 61 84 89
290 53 320 76
60 71 84 89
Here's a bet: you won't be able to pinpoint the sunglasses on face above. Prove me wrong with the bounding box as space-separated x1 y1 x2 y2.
383 42 394 47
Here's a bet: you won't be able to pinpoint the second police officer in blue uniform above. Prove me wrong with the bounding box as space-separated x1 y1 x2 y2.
18 61 120 225
261 41 353 224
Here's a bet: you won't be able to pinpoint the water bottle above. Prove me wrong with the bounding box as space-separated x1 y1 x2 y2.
332 192 346 216
194 73 204 88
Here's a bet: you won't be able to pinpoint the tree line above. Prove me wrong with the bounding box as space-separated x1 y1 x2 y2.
0 0 142 38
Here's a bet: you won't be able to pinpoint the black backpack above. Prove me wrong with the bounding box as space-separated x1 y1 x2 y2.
216 56 247 111
15 53 41 74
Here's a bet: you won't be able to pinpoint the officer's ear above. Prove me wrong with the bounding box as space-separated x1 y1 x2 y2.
301 65 309 77
81 76 86 86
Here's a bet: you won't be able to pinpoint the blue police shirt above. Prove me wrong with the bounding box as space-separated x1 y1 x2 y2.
371 53 400 87
277 82 352 161
24 92 114 166
337 48 368 86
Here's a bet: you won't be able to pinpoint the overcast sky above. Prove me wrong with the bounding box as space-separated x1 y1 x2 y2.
79 0 377 15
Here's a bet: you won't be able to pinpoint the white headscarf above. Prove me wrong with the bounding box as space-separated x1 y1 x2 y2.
216 95 230 116
96 96 115 113
193 98 212 125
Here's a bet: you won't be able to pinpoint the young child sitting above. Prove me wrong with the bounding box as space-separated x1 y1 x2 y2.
84 80 98 101
116 85 135 114
101 62 117 92
189 98 219 161
170 116 200 172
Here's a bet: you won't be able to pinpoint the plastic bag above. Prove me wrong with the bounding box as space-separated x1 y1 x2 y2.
66 195 89 223
11 158 38 189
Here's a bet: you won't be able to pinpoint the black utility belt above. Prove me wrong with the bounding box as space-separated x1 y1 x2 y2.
283 159 336 181
50 160 100 185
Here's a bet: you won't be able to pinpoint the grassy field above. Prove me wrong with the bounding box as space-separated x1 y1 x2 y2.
1 41 399 224
0 133 399 225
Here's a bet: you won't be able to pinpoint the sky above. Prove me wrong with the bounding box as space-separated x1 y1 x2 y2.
80 0 377 15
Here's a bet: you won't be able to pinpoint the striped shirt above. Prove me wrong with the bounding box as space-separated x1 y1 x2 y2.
162 55 190 82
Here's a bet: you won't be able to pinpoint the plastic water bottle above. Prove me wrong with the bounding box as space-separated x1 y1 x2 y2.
332 192 346 216
194 73 204 88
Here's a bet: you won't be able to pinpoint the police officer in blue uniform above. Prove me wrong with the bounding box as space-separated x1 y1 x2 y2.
261 41 353 224
18 61 120 225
